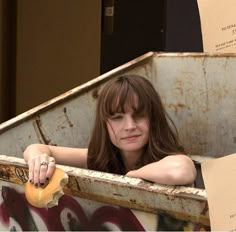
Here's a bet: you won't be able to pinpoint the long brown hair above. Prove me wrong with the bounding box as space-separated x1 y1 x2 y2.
87 75 184 174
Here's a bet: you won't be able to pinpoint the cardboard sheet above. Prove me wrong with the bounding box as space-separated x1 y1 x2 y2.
197 0 236 52
202 153 236 231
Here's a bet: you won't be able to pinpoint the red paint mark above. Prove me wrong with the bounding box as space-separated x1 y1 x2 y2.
0 186 145 231
0 202 9 225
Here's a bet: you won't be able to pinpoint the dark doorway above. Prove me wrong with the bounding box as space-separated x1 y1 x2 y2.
100 0 164 74
164 0 203 52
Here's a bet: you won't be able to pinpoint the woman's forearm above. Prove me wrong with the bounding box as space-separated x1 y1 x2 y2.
126 155 196 185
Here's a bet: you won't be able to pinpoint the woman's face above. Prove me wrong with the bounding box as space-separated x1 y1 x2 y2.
106 106 149 156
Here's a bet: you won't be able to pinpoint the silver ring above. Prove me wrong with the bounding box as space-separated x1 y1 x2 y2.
40 161 48 166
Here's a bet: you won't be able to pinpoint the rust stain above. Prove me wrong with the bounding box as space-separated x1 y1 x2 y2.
200 203 209 216
113 193 123 197
177 103 186 108
166 103 186 114
92 88 99 99
0 165 11 180
129 199 137 203
63 107 73 127
173 79 184 96
0 156 210 226
33 116 51 144
202 64 209 112
210 81 228 103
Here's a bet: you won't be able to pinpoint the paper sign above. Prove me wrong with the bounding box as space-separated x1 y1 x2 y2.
202 153 236 231
197 0 236 52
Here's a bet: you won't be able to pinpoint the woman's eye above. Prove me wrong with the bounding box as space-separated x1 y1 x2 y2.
110 115 123 120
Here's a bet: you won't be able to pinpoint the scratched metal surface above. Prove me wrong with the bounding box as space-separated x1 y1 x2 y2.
0 53 153 157
151 53 236 157
0 52 235 159
0 155 209 227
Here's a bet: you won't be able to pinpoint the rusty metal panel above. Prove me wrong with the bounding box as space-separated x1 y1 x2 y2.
151 53 236 157
1 52 235 230
0 181 160 231
0 52 235 159
0 155 209 230
0 53 153 157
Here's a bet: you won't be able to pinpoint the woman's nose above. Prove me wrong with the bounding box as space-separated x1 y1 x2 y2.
124 116 136 130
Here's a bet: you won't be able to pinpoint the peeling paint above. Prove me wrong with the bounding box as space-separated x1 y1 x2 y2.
0 155 209 227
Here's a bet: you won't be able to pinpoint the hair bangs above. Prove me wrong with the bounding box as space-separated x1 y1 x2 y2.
101 80 149 119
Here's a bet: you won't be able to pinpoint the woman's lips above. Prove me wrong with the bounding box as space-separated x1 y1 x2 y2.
122 135 141 140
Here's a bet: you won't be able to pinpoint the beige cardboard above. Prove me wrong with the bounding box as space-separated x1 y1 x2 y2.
197 0 236 52
202 153 236 231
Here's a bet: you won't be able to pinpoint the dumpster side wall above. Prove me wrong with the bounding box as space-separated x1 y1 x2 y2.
0 54 153 157
152 54 236 157
0 181 209 231
1 53 236 158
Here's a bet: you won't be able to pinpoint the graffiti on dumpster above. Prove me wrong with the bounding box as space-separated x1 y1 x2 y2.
0 185 210 231
0 167 10 181
0 166 28 184
15 168 28 184
0 186 145 231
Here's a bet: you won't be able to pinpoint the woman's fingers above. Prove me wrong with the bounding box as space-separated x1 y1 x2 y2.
46 157 56 180
27 153 56 187
39 160 49 186
33 158 41 186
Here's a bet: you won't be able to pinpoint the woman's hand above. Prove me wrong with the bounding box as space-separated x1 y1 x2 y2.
24 143 88 186
27 153 56 187
24 144 57 187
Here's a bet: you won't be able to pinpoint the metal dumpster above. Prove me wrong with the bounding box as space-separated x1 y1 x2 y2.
0 52 235 230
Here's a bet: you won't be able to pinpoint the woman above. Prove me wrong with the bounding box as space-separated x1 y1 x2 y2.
24 75 196 187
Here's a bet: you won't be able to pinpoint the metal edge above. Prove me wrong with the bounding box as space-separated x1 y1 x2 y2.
0 154 209 225
0 52 154 133
153 51 236 57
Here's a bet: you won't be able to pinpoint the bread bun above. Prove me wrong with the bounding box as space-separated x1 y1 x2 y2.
25 167 68 208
